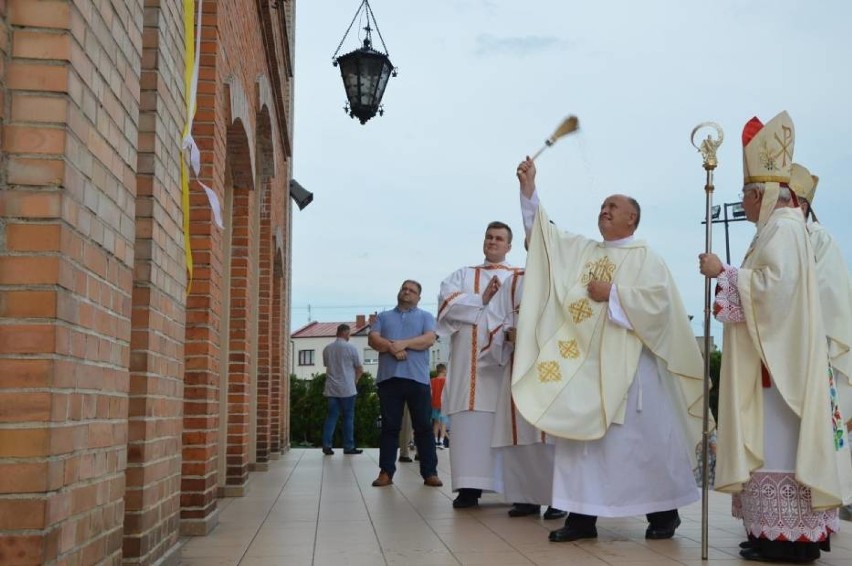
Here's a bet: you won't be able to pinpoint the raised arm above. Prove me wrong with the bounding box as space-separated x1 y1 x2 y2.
517 156 538 240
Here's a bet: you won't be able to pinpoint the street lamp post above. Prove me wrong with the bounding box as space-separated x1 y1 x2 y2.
703 201 748 264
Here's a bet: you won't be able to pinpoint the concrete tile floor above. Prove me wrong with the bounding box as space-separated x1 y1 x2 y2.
178 448 852 566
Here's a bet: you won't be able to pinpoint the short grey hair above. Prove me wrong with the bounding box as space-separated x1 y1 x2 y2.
743 182 792 203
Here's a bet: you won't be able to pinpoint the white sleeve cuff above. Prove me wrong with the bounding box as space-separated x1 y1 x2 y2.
607 285 633 330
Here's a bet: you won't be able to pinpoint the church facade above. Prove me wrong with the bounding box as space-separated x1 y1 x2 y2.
0 1 297 564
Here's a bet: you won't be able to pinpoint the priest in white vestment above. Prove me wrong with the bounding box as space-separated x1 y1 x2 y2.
790 162 852 523
436 221 520 508
699 112 852 563
513 157 705 543
479 267 566 520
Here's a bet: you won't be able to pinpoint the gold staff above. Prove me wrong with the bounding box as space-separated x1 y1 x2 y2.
530 116 580 160
690 121 723 561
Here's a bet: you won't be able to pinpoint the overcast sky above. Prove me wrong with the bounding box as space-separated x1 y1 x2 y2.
290 0 852 341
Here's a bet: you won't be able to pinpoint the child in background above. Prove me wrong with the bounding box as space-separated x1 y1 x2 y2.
431 364 448 448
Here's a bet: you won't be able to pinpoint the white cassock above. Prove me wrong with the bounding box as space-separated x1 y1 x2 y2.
480 271 555 506
437 261 520 493
513 192 705 516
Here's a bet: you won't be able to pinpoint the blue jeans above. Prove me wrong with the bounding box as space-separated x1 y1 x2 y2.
377 377 438 479
323 395 356 449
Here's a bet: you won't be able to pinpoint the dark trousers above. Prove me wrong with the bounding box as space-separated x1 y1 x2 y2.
377 377 437 479
567 509 679 528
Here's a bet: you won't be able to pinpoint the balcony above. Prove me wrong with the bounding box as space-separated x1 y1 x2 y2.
178 449 852 565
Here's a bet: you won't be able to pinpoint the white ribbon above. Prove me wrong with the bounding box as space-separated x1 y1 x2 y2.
201 182 224 229
183 1 222 228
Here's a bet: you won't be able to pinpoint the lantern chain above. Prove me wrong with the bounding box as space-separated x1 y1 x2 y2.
363 0 390 55
331 0 393 64
331 0 368 62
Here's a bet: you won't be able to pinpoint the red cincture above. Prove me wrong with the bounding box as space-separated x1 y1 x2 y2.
761 364 771 388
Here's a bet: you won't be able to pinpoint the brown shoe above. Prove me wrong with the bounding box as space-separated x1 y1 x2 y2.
423 475 443 487
372 471 393 487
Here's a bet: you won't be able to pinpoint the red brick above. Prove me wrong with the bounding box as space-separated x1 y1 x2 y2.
5 61 68 92
4 223 63 252
11 29 71 60
0 392 52 422
11 94 68 123
0 499 47 529
0 428 50 457
7 0 72 29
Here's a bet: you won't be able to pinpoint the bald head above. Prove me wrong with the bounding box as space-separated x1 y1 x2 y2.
598 194 640 241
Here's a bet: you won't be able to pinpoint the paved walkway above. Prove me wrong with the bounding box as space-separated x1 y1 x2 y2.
178 448 851 566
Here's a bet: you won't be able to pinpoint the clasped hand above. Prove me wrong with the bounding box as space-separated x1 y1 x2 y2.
482 275 501 305
389 340 407 360
587 280 611 302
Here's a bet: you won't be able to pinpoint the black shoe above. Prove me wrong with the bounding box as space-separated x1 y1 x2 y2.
398 455 413 463
452 491 479 509
343 448 363 455
548 525 597 542
739 546 818 563
508 503 540 517
740 540 753 549
645 517 681 539
740 548 768 562
543 507 568 520
322 446 334 455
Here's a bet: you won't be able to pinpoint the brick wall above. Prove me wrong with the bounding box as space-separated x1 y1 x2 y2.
0 0 142 563
1 0 295 561
180 0 293 531
179 0 227 535
123 0 187 563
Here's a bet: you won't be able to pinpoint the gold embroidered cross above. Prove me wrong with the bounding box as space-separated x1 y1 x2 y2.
537 361 562 383
568 298 594 324
559 339 580 359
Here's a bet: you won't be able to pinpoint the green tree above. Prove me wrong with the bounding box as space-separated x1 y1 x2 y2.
289 373 380 448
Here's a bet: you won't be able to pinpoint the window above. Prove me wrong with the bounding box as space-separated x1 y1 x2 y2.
364 348 378 365
298 349 315 366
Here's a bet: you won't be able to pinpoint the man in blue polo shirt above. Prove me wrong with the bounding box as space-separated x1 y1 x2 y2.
368 279 443 488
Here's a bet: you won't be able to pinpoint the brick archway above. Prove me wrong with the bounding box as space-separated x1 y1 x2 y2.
254 97 276 466
219 105 257 492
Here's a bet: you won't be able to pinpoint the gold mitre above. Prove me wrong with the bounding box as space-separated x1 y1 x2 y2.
789 163 819 203
741 111 795 184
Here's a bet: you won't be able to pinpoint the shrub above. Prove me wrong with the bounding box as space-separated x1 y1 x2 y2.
289 373 380 448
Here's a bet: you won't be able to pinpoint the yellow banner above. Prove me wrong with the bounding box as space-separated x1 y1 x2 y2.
182 0 196 292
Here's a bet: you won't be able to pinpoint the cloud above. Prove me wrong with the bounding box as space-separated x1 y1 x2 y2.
474 34 575 57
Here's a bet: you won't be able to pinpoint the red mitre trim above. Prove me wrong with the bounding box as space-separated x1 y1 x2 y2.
742 116 764 146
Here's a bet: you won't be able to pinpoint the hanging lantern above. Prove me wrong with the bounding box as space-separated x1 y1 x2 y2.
332 0 397 124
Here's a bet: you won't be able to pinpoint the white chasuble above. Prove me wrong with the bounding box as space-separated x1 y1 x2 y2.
715 207 852 510
437 263 520 415
809 221 852 382
512 204 705 450
809 221 852 428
